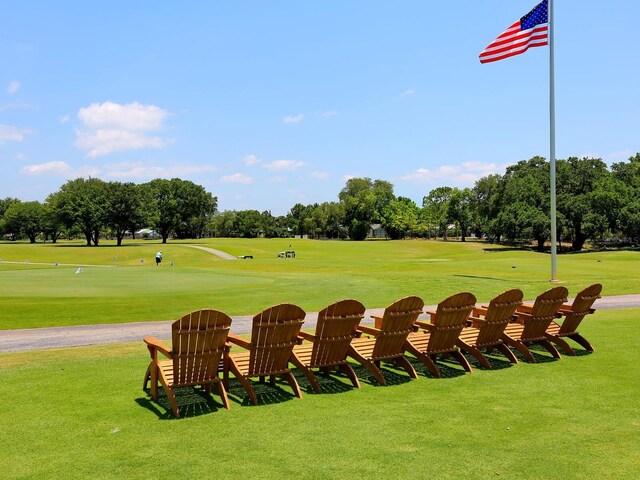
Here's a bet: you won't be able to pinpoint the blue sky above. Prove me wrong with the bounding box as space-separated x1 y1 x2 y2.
2 1 639 215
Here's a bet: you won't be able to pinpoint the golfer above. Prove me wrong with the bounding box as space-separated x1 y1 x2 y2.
155 251 163 266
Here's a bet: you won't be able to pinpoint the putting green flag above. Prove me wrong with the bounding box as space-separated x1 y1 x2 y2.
75 267 83 274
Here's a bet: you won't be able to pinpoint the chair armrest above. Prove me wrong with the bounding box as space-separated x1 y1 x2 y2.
512 312 532 325
357 325 381 337
144 336 172 359
516 303 534 314
588 308 596 314
297 331 316 342
468 316 487 328
472 307 488 317
425 310 437 322
227 333 252 349
414 321 434 330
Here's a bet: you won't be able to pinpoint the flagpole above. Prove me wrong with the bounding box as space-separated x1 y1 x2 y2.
549 0 558 281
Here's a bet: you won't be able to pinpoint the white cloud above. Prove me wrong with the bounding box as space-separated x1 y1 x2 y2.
263 159 306 171
605 150 632 162
267 175 286 183
102 162 216 179
20 161 100 177
401 88 415 97
7 81 20 95
220 173 254 184
342 174 357 182
60 115 71 124
398 161 504 185
283 113 304 124
75 129 169 158
311 170 329 180
322 110 337 118
78 101 167 130
0 102 35 112
0 124 32 143
75 101 171 157
244 154 261 166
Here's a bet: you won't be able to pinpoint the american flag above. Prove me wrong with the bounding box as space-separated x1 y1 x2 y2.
479 0 549 64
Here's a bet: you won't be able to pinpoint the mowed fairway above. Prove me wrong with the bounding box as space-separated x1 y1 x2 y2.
0 308 638 479
0 238 638 329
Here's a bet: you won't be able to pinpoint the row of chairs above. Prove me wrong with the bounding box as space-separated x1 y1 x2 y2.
142 284 602 418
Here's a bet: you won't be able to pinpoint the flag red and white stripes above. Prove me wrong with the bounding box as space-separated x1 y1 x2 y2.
479 0 549 64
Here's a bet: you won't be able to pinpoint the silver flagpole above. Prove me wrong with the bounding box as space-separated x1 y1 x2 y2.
549 0 558 281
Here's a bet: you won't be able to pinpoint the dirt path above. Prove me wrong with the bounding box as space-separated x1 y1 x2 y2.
1 295 639 353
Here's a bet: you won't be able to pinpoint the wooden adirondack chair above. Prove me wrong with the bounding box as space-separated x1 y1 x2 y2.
405 292 476 377
456 289 523 368
501 286 568 362
347 295 423 385
225 303 305 405
143 309 232 418
545 283 602 355
291 299 365 393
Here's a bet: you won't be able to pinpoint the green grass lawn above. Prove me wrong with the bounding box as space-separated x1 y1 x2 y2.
1 308 638 479
1 238 638 329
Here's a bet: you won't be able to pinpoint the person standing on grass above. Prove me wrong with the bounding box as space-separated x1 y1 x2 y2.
155 251 163 266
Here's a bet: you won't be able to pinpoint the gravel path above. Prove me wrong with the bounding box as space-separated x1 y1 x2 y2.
184 244 237 260
1 294 639 353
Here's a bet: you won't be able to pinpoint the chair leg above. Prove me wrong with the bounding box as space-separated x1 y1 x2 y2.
149 365 159 401
393 355 418 379
281 372 303 399
451 350 472 372
539 339 562 359
459 341 492 369
143 363 151 391
511 340 537 363
568 333 594 352
404 341 441 378
349 348 386 385
496 343 519 364
230 361 258 405
546 333 576 356
213 380 231 410
165 387 180 418
339 363 361 389
290 354 322 393
269 375 277 385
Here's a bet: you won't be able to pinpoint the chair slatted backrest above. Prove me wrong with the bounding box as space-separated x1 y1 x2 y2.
475 289 523 347
558 284 602 334
171 309 232 387
425 292 476 353
249 303 305 376
521 286 568 341
372 296 424 360
311 299 365 367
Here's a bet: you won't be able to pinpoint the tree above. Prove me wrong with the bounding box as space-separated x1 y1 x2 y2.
2 201 44 243
208 211 237 237
339 178 395 240
235 210 262 238
381 197 419 239
447 188 474 241
54 178 107 246
42 194 65 243
556 157 609 251
473 174 505 240
497 157 550 250
144 178 179 243
104 182 151 246
423 186 454 240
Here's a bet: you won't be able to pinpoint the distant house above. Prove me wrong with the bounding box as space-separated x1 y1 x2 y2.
135 228 160 239
368 224 387 239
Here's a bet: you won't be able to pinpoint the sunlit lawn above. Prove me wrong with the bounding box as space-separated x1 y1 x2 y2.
1 238 637 329
0 308 638 479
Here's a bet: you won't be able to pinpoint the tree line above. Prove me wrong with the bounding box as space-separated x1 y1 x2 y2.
1 152 639 251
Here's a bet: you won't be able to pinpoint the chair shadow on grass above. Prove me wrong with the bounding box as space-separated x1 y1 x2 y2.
349 363 414 387
293 370 357 395
136 386 227 420
225 377 300 407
